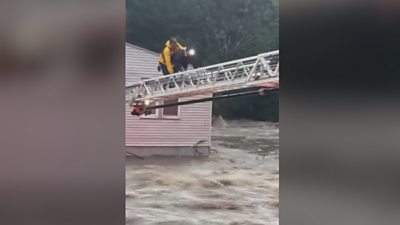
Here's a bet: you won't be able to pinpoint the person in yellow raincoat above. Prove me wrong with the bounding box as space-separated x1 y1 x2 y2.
158 38 185 75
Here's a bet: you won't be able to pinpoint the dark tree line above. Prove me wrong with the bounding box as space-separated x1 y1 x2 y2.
127 0 279 122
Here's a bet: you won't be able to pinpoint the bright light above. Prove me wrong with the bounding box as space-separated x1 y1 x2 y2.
144 100 150 106
188 49 196 56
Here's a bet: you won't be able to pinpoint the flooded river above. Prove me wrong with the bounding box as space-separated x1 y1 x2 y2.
126 120 279 225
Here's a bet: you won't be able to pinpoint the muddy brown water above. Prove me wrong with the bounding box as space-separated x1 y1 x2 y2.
126 120 279 225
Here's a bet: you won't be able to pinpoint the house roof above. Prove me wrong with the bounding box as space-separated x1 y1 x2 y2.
125 42 159 56
125 42 194 87
125 43 161 87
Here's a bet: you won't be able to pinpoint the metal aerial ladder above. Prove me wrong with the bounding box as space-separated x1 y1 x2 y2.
126 50 279 115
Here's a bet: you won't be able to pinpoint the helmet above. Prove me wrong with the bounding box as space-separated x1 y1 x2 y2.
169 37 177 45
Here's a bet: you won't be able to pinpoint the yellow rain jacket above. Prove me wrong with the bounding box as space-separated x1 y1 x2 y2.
159 40 185 74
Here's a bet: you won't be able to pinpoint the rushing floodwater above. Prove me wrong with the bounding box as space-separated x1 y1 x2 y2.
126 120 279 225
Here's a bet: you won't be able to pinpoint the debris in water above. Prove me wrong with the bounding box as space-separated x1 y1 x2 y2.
212 115 228 128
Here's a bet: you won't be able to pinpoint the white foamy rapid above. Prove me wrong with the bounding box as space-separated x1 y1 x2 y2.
126 120 279 225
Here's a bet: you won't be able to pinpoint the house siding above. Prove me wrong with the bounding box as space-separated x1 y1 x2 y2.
125 43 212 148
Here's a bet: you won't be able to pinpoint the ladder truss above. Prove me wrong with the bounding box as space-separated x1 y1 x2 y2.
126 50 279 106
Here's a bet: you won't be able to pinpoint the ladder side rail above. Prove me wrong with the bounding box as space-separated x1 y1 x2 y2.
144 72 277 98
132 76 279 102
125 60 268 101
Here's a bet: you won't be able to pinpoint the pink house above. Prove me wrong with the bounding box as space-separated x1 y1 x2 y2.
125 43 212 156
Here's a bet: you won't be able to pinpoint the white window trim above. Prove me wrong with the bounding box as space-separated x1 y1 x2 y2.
139 100 180 120
161 99 180 119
